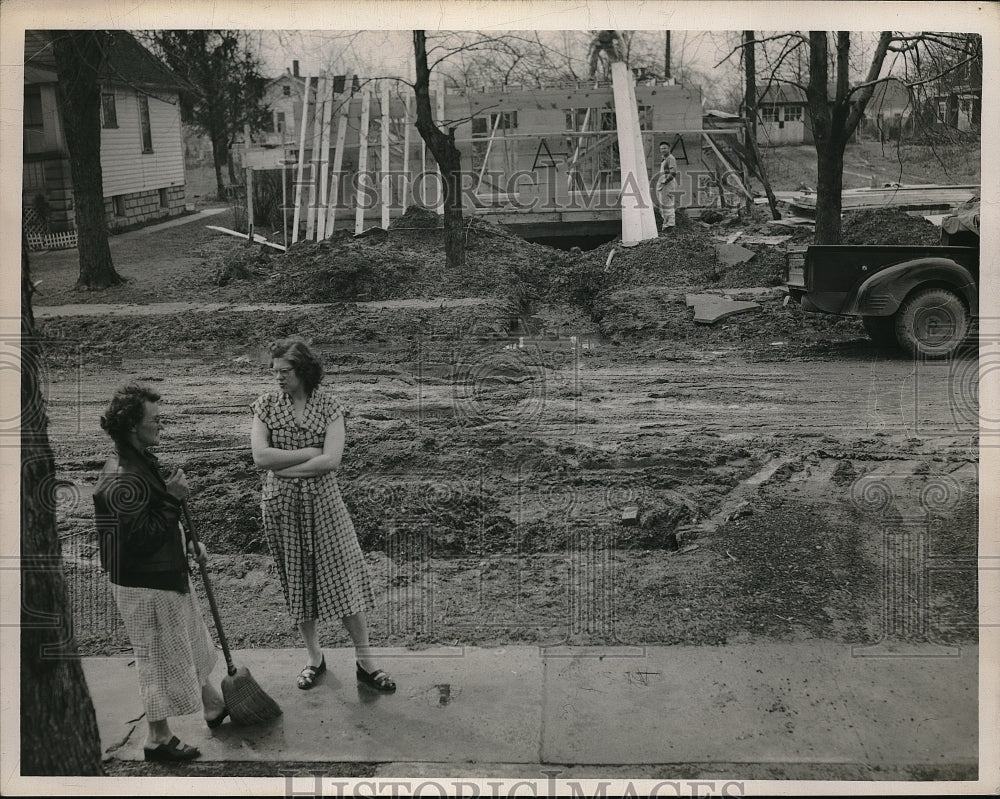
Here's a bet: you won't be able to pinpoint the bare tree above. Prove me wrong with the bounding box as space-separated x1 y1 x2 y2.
723 30 981 243
740 31 781 220
413 30 467 268
50 31 125 289
21 246 105 775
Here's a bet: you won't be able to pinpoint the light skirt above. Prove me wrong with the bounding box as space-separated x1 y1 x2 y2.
112 581 218 721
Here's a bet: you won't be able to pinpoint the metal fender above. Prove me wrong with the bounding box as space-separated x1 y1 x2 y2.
843 258 977 317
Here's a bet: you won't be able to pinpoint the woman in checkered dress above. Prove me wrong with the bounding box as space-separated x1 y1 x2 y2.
251 338 395 692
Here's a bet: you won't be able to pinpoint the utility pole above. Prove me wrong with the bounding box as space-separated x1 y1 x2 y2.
743 31 756 145
664 31 671 80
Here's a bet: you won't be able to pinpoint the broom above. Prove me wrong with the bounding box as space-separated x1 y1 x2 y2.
181 500 282 725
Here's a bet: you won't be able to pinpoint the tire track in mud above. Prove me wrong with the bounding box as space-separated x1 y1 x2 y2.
49 347 978 650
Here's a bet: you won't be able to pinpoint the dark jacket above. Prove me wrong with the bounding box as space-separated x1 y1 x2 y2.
93 442 189 592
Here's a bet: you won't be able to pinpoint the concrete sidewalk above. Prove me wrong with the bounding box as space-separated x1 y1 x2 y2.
82 642 978 772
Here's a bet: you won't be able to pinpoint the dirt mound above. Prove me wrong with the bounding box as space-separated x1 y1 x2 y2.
840 207 941 245
387 204 441 229
584 221 720 290
207 212 575 305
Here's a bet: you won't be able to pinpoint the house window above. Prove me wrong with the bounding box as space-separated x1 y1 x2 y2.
283 85 291 96
101 93 118 128
137 94 153 153
937 100 948 124
637 104 652 131
113 195 127 217
761 105 779 123
24 162 46 190
158 188 169 208
566 105 649 132
24 87 43 127
24 87 44 152
488 111 517 131
261 114 275 134
565 108 589 131
472 111 518 137
784 105 803 123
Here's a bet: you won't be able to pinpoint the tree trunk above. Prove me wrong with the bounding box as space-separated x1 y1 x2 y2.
438 145 466 269
806 31 840 244
21 246 105 776
226 139 239 188
52 31 124 290
211 131 228 198
814 143 845 244
413 30 466 269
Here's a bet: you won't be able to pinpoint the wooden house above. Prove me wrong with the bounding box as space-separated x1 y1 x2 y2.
860 78 914 141
933 57 982 133
23 30 188 249
256 63 310 148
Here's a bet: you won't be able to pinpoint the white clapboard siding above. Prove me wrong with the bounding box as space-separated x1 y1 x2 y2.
101 87 184 196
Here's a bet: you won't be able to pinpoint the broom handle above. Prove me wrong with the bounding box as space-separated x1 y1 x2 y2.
181 500 237 675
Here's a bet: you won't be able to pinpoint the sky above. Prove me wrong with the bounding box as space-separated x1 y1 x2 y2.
256 29 741 107
258 30 730 78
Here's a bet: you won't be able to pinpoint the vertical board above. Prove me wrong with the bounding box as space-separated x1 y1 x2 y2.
306 74 328 241
402 91 412 212
244 123 254 240
381 81 391 229
325 74 353 237
292 75 312 244
316 76 335 240
435 73 445 215
355 88 372 234
611 61 657 244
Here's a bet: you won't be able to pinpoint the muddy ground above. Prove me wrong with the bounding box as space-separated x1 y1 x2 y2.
30 206 977 674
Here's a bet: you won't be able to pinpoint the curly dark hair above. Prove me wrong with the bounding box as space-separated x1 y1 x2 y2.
100 384 161 444
269 337 324 395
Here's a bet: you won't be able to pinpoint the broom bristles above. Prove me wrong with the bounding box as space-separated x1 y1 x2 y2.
222 666 282 725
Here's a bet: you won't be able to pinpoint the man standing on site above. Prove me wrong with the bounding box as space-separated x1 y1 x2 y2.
656 140 678 231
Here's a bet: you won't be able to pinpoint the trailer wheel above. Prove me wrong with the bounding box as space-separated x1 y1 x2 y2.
862 316 899 350
894 287 969 359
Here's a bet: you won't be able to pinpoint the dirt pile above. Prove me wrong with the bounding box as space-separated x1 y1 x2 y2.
840 207 941 245
200 204 802 322
210 211 576 305
387 204 441 229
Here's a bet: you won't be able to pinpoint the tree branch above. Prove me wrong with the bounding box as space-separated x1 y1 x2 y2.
715 32 807 68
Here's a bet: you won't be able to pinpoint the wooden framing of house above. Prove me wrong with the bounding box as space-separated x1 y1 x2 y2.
250 74 748 242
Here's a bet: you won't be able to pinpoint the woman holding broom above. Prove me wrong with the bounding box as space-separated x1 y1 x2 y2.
251 337 396 693
93 384 228 763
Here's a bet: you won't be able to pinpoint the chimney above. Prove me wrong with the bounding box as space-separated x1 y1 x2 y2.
293 60 300 77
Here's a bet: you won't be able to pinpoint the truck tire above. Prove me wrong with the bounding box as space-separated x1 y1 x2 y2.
862 316 899 351
894 287 969 359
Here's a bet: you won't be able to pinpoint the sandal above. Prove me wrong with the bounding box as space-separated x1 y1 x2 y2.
143 735 201 762
356 661 396 693
297 656 326 690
